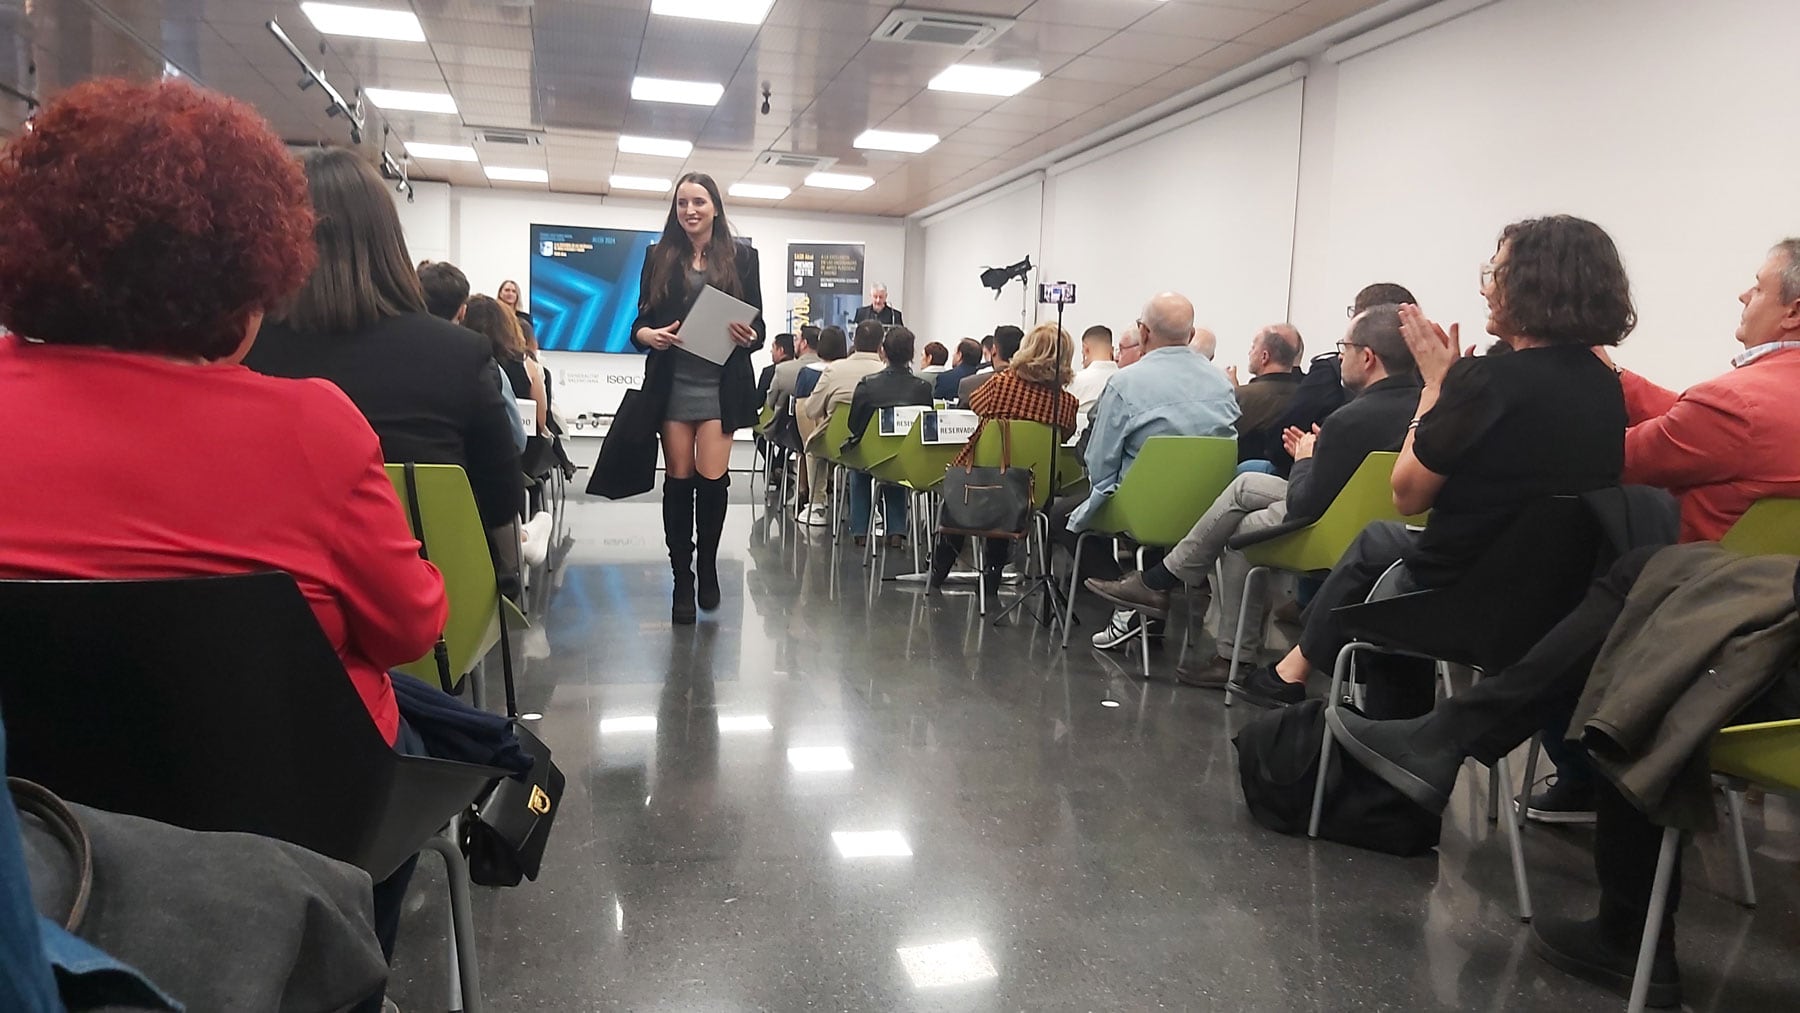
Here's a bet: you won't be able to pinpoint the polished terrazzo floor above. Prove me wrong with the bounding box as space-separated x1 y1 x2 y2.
390 474 1800 1012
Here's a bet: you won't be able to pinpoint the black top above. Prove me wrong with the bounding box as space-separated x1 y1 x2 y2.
244 313 524 528
1286 374 1421 522
629 240 765 432
847 365 935 443
933 362 976 401
1408 345 1625 586
852 304 903 327
1235 370 1304 465
756 363 777 402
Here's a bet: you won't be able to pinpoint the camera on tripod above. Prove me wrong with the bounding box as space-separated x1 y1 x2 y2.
1037 281 1077 306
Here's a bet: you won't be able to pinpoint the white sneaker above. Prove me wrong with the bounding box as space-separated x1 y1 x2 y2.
520 511 553 566
1091 609 1137 650
798 504 828 526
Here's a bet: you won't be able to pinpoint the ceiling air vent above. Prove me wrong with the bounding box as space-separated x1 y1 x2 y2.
477 129 542 146
756 151 837 172
872 11 1013 49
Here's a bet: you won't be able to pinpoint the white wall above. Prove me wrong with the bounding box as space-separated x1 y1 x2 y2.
917 177 1044 356
393 186 906 419
918 0 1800 390
1301 0 1800 388
1043 80 1304 361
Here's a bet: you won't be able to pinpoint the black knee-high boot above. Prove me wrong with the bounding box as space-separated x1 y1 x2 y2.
694 473 730 611
663 476 697 624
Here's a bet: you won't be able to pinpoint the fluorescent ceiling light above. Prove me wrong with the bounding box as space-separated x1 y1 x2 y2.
300 3 426 42
599 715 658 733
805 172 874 192
896 938 999 988
729 183 792 201
854 129 940 154
650 0 775 25
403 141 477 162
832 830 913 858
609 175 672 193
717 714 774 732
618 135 694 159
631 76 725 107
363 88 457 115
928 64 1041 98
787 746 853 772
485 166 548 183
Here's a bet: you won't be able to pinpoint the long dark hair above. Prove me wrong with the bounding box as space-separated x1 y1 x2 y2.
462 294 525 362
643 172 741 312
276 148 425 334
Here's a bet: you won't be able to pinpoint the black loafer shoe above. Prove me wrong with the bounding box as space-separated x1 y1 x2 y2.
1324 709 1459 814
1530 915 1681 1009
1227 663 1305 708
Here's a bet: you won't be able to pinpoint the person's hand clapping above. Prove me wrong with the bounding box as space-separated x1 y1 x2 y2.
728 321 757 347
641 320 682 351
1224 365 1239 385
1398 304 1460 387
1283 424 1320 461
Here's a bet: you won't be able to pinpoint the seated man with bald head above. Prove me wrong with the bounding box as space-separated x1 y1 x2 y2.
1052 292 1240 614
1233 323 1305 464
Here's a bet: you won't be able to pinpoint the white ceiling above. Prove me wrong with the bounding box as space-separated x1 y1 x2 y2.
0 0 1388 216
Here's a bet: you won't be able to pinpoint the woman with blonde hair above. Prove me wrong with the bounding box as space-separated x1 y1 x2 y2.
927 323 1078 589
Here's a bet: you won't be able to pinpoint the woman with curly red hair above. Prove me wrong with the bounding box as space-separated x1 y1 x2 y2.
0 79 447 988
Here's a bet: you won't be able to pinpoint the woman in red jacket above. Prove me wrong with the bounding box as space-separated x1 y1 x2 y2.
0 78 447 985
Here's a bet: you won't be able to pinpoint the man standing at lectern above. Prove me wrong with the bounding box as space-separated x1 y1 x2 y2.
853 283 904 327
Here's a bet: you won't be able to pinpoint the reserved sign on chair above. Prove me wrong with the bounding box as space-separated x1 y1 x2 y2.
879 405 928 436
920 410 980 444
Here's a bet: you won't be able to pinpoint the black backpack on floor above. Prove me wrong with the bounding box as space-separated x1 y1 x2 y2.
1232 698 1441 857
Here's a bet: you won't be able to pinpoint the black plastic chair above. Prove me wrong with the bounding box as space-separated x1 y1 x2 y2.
1311 496 1603 920
0 572 506 1011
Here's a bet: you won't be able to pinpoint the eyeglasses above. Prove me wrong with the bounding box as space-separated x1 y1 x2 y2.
1335 340 1365 353
1479 261 1498 288
1344 304 1356 318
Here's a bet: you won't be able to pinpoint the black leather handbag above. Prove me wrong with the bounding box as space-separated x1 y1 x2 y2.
586 387 660 499
400 463 564 887
937 419 1036 540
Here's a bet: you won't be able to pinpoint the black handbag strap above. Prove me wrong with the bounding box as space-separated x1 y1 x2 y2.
496 565 519 718
11 777 91 931
401 462 456 693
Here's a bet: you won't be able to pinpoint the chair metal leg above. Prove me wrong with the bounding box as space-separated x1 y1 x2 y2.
422 831 483 1013
1061 530 1093 649
1724 782 1757 908
1628 828 1681 1013
1225 565 1267 709
469 657 487 712
1310 643 1364 838
975 537 987 615
1518 738 1542 829
1495 752 1532 921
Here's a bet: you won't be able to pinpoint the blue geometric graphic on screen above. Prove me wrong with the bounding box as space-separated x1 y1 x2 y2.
527 227 657 353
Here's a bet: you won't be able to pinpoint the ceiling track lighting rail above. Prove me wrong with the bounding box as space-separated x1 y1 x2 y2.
267 18 365 145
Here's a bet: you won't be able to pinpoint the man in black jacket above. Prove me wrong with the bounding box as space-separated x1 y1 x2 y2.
845 327 933 544
1085 304 1420 684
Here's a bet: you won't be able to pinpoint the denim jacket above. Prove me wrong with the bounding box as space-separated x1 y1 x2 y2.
1072 345 1239 529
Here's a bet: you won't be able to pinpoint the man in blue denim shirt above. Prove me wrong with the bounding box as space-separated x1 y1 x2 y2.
1053 292 1239 646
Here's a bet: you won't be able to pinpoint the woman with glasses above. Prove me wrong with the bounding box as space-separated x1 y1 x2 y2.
1232 216 1631 715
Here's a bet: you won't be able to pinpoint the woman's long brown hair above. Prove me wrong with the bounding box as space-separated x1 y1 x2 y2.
643 172 741 313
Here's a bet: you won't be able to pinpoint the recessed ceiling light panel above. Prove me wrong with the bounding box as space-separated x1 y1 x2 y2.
631 76 725 107
403 141 478 162
651 0 775 25
300 3 426 42
805 172 875 191
485 166 548 183
854 129 940 154
363 87 457 114
619 135 694 159
728 183 792 201
928 64 1041 97
610 175 673 192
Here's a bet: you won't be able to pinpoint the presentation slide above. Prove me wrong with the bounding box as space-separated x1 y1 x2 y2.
528 224 657 353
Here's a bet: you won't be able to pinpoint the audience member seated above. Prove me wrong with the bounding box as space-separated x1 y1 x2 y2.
421 260 525 453
498 277 533 331
846 327 935 546
1060 292 1239 648
244 148 524 534
1085 305 1421 682
933 336 985 401
1230 215 1633 713
766 324 820 412
1118 322 1146 366
1323 239 1800 1003
759 332 793 404
793 326 848 525
0 79 450 992
1228 324 1304 465
1067 325 1119 424
959 326 1023 406
929 325 1080 589
465 294 547 437
920 340 949 373
1265 283 1420 475
1188 325 1219 360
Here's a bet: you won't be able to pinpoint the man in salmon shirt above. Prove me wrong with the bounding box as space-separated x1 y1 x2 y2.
1322 239 1800 1006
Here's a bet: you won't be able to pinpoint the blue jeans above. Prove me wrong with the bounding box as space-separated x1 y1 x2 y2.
1236 459 1280 476
849 472 907 536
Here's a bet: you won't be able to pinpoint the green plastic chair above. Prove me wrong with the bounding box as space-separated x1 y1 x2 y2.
1223 452 1426 693
1058 436 1238 673
959 420 1081 613
1719 497 1800 555
839 412 915 568
385 464 527 702
866 415 965 573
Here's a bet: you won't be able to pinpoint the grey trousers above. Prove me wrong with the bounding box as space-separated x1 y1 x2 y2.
1159 471 1289 659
